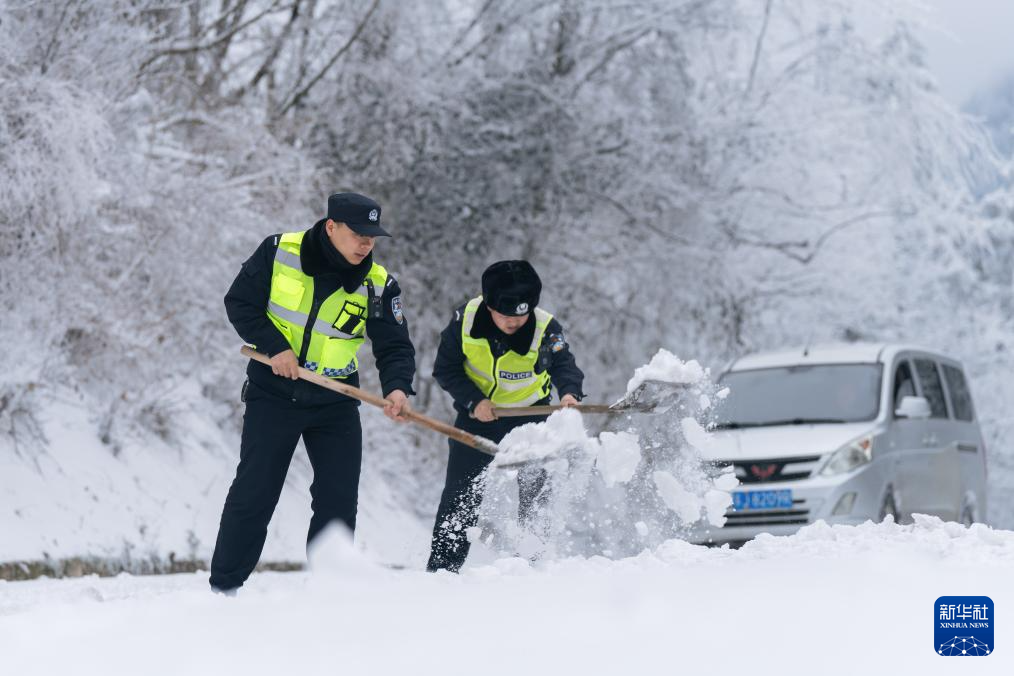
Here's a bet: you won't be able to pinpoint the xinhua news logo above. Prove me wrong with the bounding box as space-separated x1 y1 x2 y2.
934 596 993 656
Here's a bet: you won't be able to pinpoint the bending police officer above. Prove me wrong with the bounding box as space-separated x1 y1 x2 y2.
427 260 584 572
210 192 415 593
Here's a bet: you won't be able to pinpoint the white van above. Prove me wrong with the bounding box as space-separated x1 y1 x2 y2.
690 343 988 545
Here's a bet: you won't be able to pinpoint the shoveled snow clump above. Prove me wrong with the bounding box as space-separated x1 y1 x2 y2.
470 349 738 561
626 348 707 393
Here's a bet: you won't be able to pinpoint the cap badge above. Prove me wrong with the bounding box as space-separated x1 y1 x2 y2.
516 302 529 314
368 209 379 222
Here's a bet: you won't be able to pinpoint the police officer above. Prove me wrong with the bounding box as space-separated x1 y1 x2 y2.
210 192 415 593
427 260 584 572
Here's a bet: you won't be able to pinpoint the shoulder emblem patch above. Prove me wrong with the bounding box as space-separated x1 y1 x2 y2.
549 332 567 353
391 295 404 324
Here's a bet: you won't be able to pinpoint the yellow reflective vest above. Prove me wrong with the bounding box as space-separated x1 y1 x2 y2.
461 296 552 406
266 231 388 378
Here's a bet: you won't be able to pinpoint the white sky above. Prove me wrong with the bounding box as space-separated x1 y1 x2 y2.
919 0 1014 105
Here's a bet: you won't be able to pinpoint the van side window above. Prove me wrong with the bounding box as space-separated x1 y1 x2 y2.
914 359 949 419
942 364 975 422
893 362 916 412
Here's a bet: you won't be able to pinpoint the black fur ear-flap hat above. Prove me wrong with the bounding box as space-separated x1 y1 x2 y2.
481 260 542 316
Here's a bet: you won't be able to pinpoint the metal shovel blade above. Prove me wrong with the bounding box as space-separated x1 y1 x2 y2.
493 444 584 471
490 381 689 469
609 378 688 414
492 380 689 419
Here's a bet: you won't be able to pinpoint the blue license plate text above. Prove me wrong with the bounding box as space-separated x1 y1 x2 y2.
733 489 793 511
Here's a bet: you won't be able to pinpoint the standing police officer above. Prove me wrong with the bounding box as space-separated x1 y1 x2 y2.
427 260 584 572
210 192 415 593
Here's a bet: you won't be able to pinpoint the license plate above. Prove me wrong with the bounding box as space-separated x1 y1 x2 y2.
733 489 793 511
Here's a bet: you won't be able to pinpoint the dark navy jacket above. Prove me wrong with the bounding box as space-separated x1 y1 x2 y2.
432 301 584 415
225 219 416 406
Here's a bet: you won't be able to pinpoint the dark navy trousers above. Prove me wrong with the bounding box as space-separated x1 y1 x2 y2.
209 380 362 590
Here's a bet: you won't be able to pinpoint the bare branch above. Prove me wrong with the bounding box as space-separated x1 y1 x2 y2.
587 190 697 247
139 0 289 73
39 0 76 75
744 0 773 99
727 183 859 215
273 0 381 118
569 0 718 96
569 27 652 96
729 210 898 264
230 0 302 100
446 0 559 69
440 0 497 65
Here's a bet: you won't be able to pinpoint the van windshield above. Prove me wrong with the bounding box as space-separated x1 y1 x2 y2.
715 363 883 428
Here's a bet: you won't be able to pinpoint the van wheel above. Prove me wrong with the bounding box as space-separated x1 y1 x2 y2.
879 491 898 523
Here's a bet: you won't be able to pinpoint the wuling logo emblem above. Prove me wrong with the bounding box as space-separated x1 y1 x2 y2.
749 464 778 480
935 596 993 656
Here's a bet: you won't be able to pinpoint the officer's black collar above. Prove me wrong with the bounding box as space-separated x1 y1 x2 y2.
470 303 535 355
301 219 373 293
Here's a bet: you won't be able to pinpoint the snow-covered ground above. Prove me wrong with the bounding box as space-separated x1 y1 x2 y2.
2 518 1011 675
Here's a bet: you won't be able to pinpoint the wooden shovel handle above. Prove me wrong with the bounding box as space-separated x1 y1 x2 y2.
492 403 617 417
240 346 499 455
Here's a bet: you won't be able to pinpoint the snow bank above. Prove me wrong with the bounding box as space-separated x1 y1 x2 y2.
3 518 1012 675
0 385 433 569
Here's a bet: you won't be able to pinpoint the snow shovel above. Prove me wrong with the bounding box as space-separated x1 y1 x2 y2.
240 346 499 456
490 379 690 470
492 379 688 418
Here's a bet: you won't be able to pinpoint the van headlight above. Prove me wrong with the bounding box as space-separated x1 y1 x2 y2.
820 436 873 476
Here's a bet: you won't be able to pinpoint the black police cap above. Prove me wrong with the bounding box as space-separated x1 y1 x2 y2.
327 193 391 238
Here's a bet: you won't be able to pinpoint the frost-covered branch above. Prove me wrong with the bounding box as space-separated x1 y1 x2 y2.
139 0 290 72
273 0 380 117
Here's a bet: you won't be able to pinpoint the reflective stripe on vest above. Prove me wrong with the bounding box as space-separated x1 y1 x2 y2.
265 231 388 378
461 296 552 407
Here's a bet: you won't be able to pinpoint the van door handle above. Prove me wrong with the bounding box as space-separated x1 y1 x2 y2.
922 434 938 446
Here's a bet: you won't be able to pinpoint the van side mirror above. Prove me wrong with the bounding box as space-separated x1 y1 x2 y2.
895 396 931 419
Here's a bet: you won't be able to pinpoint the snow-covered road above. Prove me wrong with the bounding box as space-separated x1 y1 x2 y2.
2 517 1011 675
